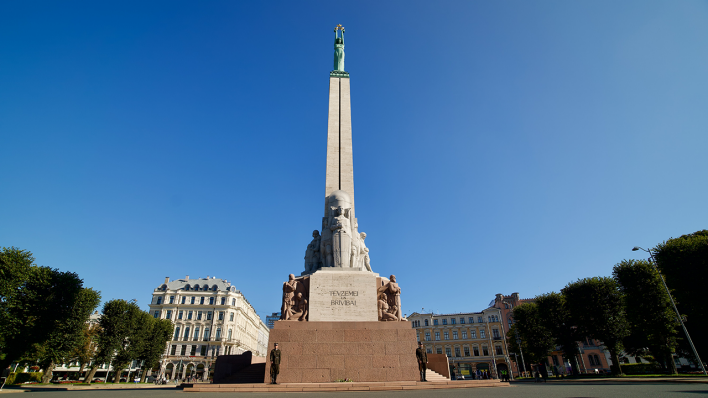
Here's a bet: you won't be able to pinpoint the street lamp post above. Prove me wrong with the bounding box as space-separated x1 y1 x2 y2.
632 246 707 375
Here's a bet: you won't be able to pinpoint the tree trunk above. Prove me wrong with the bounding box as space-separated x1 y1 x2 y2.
666 350 678 375
85 365 99 384
140 367 148 383
609 349 623 375
40 362 55 384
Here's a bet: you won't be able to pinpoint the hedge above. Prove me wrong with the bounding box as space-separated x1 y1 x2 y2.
620 363 662 375
6 372 44 385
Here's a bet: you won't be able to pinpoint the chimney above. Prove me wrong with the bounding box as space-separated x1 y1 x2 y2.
164 277 169 284
186 275 190 280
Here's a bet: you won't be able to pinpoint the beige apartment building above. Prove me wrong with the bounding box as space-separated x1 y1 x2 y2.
408 307 512 379
149 276 268 381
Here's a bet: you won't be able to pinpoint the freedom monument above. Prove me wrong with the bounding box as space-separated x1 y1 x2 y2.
264 25 419 383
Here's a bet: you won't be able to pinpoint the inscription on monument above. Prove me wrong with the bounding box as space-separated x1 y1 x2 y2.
309 271 378 321
331 290 358 306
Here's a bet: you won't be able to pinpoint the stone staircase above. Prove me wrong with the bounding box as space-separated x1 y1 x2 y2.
424 369 448 381
221 363 266 384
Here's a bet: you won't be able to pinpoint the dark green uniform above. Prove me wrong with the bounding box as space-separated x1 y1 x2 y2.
269 348 281 384
416 346 428 381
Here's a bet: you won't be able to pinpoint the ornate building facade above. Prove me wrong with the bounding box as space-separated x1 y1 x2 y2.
148 276 268 381
408 307 512 379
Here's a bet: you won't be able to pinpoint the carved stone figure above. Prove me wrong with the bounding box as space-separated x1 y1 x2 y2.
378 275 402 321
378 292 398 321
304 230 321 273
281 274 310 321
330 206 352 268
320 216 333 268
358 232 372 272
350 220 360 269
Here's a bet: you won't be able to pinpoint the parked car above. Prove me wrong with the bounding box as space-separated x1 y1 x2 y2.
146 376 156 383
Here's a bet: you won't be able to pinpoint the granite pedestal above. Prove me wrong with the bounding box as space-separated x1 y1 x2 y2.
264 321 419 383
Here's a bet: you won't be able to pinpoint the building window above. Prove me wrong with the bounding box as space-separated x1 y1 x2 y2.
480 329 486 339
492 329 500 338
460 317 465 324
229 313 234 321
552 356 559 366
427 348 432 354
461 330 467 339
470 330 477 339
207 311 213 321
180 345 186 355
425 332 431 341
200 345 207 356
482 346 489 356
194 326 200 340
187 311 193 320
221 297 226 305
170 345 177 355
469 317 474 324
166 310 172 320
174 327 181 340
424 319 429 326
473 347 479 356
153 311 159 318
178 311 183 320
190 346 196 356
191 297 195 304
464 347 470 357
496 346 503 355
227 329 232 339
444 331 449 340
436 347 443 354
588 355 596 366
442 319 447 325
594 355 600 366
156 297 163 305
453 331 458 340
435 332 440 341
451 318 456 325
200 297 205 305
455 347 461 357
477 316 483 323
209 297 215 305
433 319 439 326
219 311 224 321
445 347 452 357
169 296 175 304
232 298 236 306
204 327 210 341
181 296 186 304
184 327 190 341
215 328 222 339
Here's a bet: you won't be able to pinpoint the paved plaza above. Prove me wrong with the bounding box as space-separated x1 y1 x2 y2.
4 381 707 398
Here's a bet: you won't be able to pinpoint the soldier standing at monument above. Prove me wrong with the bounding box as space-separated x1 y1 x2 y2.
416 341 428 382
269 343 281 384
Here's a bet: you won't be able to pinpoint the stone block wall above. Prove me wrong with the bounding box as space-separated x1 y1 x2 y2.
264 321 419 383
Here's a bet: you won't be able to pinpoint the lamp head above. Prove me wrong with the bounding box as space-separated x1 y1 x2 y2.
632 247 640 251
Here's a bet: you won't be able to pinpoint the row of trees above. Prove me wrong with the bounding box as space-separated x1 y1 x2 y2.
509 230 707 375
0 247 173 383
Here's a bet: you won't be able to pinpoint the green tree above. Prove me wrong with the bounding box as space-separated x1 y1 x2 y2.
563 277 629 375
69 321 101 378
85 299 142 383
653 230 708 363
137 318 173 382
535 292 580 376
0 248 99 375
613 259 679 374
511 302 554 364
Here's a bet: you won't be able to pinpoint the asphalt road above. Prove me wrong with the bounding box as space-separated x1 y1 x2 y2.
7 382 708 398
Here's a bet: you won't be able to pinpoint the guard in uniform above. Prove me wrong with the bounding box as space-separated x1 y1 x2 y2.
269 343 281 384
415 341 428 382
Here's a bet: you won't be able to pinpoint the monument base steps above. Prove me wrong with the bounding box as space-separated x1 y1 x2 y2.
183 380 510 393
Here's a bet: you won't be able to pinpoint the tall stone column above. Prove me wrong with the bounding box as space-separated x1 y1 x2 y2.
324 75 355 221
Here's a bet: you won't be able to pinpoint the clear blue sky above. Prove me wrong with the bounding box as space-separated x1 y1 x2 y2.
2 1 707 320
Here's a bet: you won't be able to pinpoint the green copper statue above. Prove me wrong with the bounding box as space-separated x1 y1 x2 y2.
334 24 345 72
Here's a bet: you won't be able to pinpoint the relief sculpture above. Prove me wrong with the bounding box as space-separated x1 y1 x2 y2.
280 274 310 321
377 275 403 321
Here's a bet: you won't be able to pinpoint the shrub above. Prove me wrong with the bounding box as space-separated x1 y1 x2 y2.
620 363 661 375
7 372 44 384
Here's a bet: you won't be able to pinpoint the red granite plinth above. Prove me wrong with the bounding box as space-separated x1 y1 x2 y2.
264 321 419 383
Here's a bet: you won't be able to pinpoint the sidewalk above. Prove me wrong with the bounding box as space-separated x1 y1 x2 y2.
17 384 180 391
513 376 708 384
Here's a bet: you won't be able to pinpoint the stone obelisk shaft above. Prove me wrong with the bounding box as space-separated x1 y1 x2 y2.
325 76 354 220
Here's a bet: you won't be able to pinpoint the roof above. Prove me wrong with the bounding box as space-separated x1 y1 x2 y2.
158 277 235 292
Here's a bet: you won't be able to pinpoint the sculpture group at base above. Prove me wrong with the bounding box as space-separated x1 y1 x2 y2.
304 190 372 274
280 274 309 321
